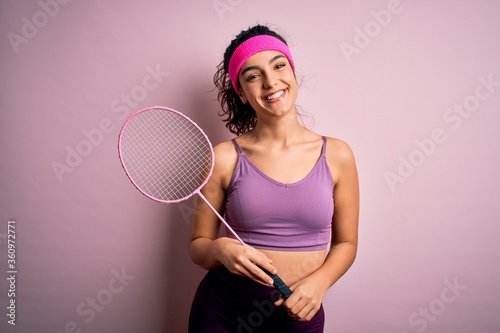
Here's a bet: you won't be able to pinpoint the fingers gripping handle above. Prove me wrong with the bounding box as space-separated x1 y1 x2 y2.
197 192 293 299
262 268 293 300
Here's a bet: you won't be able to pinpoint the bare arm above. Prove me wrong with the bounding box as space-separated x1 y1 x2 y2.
313 138 359 286
189 141 234 269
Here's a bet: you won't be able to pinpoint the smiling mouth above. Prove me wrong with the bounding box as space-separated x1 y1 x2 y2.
265 90 285 101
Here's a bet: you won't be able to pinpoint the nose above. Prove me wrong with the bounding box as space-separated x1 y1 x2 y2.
263 71 278 89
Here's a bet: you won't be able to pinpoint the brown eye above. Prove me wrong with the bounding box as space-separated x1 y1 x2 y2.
246 74 260 82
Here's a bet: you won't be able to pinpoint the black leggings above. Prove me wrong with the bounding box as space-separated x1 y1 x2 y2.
189 265 325 332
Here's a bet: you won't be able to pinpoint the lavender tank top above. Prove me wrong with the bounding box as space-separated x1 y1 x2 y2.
224 136 334 251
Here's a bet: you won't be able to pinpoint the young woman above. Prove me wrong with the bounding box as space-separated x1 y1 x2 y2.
188 25 359 332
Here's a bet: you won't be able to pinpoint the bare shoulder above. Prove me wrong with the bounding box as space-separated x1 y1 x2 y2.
213 140 238 164
324 137 357 183
325 137 356 163
212 139 239 189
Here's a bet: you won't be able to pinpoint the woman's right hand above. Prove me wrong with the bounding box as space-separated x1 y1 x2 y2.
213 237 277 286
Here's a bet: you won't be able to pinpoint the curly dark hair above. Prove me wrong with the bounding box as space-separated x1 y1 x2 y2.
213 25 291 135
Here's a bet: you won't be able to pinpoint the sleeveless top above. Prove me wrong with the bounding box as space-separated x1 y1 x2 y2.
224 136 334 251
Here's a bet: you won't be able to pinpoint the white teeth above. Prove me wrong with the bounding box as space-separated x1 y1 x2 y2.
266 90 284 100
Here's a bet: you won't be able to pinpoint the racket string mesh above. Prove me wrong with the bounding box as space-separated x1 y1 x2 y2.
120 108 213 202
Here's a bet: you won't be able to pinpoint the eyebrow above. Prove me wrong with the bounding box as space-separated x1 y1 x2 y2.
240 54 285 76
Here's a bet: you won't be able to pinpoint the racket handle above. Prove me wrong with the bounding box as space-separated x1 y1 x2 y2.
261 268 292 299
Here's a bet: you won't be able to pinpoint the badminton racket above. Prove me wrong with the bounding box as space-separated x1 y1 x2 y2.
118 106 292 299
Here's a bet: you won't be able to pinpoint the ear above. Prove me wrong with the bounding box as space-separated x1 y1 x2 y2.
239 90 248 104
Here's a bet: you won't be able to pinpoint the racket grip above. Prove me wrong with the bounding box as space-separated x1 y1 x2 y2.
261 268 292 299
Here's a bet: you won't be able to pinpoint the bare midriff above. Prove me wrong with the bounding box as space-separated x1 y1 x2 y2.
260 249 327 286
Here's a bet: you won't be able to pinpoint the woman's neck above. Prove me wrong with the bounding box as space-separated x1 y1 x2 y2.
249 114 309 147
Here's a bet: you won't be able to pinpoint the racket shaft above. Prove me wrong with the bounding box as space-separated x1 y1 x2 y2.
197 192 246 245
197 192 292 299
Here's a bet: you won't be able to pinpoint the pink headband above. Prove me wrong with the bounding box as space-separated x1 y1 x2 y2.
228 35 295 94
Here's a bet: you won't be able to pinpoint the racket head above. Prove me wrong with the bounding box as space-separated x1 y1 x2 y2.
118 106 214 203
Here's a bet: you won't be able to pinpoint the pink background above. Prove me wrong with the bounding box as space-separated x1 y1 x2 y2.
1 0 499 332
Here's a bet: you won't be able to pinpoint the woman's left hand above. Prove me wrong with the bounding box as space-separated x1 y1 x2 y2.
273 273 329 321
